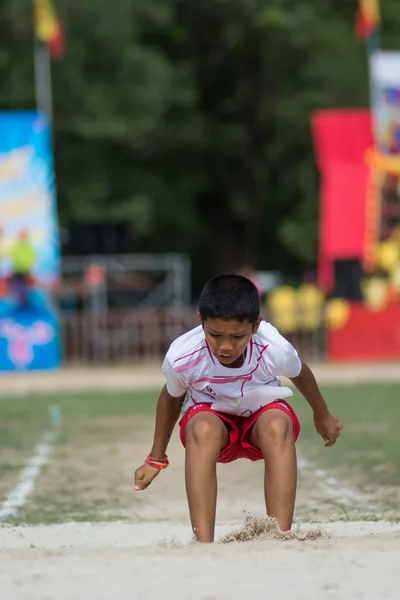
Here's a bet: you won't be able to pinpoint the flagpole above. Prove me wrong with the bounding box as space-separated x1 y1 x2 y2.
364 23 382 274
366 30 381 100
34 39 53 123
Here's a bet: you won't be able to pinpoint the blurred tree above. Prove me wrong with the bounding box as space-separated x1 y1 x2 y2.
1 0 399 291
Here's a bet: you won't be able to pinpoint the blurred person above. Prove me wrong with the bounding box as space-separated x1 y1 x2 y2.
0 278 7 297
8 229 37 307
134 274 342 542
0 226 7 295
11 229 36 275
237 264 262 296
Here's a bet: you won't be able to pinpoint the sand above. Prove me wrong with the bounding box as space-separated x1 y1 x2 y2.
1 520 400 600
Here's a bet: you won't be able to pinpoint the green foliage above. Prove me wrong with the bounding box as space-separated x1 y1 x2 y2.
1 0 399 289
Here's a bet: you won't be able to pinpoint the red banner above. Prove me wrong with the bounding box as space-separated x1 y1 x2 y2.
328 303 400 361
311 110 374 290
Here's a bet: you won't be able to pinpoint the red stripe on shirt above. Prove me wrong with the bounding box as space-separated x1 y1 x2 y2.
174 354 206 374
173 345 207 363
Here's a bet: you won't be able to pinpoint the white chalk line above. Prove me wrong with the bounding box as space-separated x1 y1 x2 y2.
0 417 60 522
0 406 378 523
298 455 379 511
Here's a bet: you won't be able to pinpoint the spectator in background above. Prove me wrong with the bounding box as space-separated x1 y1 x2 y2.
237 264 262 296
9 230 37 307
0 226 9 297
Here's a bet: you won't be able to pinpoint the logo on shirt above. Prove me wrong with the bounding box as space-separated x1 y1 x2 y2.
205 386 216 397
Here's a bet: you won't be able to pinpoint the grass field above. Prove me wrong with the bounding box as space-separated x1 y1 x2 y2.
0 383 399 525
0 390 158 524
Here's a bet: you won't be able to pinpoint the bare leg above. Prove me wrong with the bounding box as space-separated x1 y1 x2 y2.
249 409 297 531
185 412 229 542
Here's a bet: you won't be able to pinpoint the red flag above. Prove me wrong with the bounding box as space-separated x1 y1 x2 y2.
48 20 64 60
355 0 380 39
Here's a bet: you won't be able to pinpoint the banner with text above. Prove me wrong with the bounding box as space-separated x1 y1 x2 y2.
0 112 61 371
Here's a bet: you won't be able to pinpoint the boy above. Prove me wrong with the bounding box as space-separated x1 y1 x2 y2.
134 274 342 543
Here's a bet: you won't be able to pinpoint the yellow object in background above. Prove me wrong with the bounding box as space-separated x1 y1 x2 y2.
390 264 400 292
266 285 298 334
34 0 59 42
325 298 351 330
376 240 400 272
11 237 37 274
296 283 325 331
390 225 400 241
362 276 389 311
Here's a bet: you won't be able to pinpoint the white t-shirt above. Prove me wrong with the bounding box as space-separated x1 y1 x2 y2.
162 321 302 417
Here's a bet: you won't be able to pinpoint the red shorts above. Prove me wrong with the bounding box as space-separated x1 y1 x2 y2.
179 400 300 464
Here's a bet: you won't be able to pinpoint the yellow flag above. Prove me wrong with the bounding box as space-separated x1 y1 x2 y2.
34 0 59 42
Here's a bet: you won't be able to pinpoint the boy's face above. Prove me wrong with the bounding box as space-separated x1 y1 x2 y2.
201 316 261 367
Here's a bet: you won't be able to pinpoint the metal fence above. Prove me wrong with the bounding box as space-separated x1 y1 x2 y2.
62 308 326 365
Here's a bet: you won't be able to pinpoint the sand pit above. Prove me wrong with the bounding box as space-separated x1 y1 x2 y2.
1 520 400 600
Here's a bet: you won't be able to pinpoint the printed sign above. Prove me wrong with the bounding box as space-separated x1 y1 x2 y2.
0 112 61 371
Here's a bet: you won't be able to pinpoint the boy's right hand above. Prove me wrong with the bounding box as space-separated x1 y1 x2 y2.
134 463 161 491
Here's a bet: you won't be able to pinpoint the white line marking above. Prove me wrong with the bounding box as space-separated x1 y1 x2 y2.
298 456 378 508
0 413 61 522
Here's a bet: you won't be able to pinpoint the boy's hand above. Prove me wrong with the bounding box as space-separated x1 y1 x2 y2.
313 410 343 448
134 463 161 491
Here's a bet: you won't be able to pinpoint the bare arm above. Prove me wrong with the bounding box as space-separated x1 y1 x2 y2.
150 385 187 459
289 361 342 447
134 385 186 491
289 361 328 416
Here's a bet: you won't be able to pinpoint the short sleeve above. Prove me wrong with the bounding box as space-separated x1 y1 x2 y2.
162 356 188 397
280 342 302 378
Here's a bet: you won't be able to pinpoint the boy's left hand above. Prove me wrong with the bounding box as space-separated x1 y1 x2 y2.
313 410 343 447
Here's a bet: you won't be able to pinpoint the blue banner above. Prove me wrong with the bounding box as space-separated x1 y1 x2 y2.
0 112 61 371
370 52 400 154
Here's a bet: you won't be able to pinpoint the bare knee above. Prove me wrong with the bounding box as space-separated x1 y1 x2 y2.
254 416 293 451
186 417 225 447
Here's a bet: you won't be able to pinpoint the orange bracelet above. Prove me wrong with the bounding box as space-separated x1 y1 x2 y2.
145 455 169 470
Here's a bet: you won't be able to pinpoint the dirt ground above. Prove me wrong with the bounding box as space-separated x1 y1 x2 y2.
20 415 365 525
1 361 400 397
1 363 400 599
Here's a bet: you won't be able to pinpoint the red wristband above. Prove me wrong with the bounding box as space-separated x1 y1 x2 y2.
145 455 169 470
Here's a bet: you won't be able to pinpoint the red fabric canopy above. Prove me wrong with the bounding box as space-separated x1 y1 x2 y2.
311 110 374 290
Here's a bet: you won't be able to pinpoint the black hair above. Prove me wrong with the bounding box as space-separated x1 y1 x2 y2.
198 274 260 324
